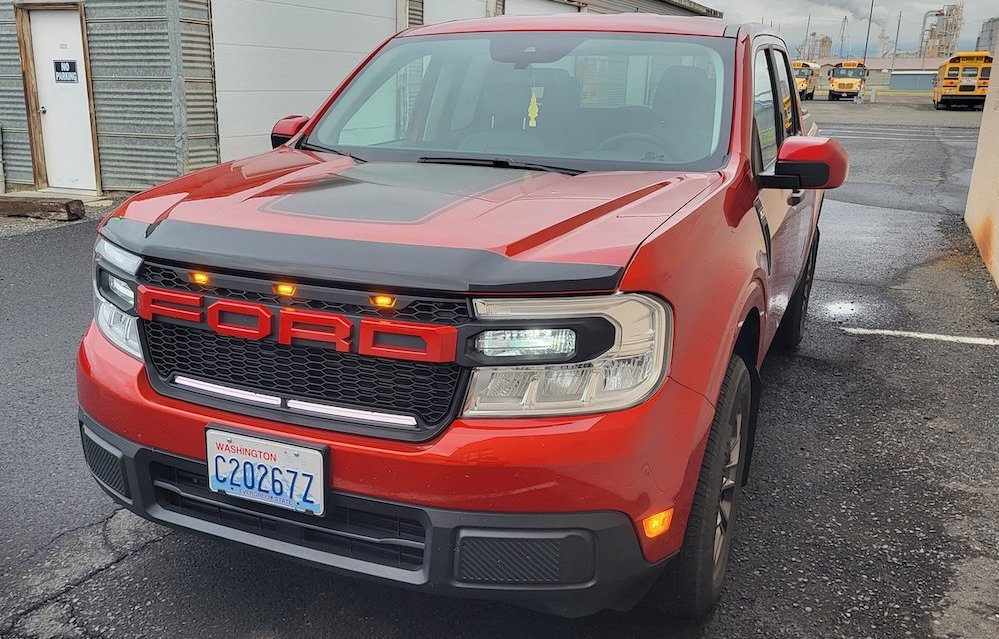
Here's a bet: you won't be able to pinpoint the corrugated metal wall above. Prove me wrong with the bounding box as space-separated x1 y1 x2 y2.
0 0 218 191
0 3 34 185
409 0 423 26
177 0 218 178
584 0 719 17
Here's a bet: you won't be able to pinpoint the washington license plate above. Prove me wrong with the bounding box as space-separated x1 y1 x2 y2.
206 429 325 516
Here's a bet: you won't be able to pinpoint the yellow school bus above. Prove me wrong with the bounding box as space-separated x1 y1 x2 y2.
934 51 993 110
828 60 866 101
792 61 820 100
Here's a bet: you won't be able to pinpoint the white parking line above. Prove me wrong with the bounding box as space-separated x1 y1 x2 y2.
842 327 999 346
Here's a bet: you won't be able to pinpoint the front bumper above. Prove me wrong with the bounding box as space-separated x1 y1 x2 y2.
80 412 664 617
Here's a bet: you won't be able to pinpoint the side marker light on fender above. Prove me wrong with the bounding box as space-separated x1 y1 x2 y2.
642 509 674 539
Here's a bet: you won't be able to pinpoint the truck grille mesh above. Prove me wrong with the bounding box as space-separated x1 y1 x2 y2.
143 321 463 428
136 261 470 433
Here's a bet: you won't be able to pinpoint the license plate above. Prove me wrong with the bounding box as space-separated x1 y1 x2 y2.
961 79 976 86
206 429 325 516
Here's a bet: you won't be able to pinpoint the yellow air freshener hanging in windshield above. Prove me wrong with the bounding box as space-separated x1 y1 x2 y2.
527 88 539 128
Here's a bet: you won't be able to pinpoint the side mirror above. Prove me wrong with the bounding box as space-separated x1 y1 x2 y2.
271 115 309 148
758 136 849 190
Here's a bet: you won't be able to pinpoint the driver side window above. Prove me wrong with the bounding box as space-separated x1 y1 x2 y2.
753 50 779 170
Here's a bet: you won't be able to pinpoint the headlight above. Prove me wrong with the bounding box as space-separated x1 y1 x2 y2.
93 237 143 359
475 328 576 358
463 294 671 417
95 296 142 358
98 269 136 310
95 236 142 275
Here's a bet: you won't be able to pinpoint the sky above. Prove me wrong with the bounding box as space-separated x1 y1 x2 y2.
707 1 997 56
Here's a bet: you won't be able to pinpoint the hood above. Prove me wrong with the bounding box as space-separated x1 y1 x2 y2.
101 148 718 293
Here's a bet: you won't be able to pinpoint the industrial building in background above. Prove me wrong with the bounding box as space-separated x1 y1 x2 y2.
977 17 999 55
799 31 833 60
919 3 965 59
0 0 720 195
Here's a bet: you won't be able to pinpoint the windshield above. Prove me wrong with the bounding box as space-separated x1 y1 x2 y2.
305 32 734 172
832 67 864 78
794 68 812 78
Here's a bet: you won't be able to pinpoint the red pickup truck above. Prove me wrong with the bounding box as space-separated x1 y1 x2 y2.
78 14 847 618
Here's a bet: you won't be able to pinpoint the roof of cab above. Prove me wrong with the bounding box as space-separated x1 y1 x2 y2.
402 14 738 38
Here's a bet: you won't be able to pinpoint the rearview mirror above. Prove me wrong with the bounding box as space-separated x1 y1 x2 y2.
271 115 310 148
758 136 849 190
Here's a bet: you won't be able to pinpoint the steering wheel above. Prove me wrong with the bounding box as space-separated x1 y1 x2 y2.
595 132 678 162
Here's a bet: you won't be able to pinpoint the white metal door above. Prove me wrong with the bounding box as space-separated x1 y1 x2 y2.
424 0 488 24
30 10 97 192
504 0 579 15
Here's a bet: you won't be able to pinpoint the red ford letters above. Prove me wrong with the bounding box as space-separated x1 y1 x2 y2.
135 285 458 363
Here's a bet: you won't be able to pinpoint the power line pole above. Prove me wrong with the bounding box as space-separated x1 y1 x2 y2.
803 14 811 58
838 16 849 58
861 0 875 65
890 11 901 75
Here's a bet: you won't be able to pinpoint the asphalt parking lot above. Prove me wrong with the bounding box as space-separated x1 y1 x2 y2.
2 98 998 639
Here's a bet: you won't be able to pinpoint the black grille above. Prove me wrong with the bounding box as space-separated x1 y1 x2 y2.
82 431 130 498
138 263 471 324
143 321 462 427
456 537 561 584
151 462 425 570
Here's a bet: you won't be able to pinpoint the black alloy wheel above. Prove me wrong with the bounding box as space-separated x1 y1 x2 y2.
646 356 754 619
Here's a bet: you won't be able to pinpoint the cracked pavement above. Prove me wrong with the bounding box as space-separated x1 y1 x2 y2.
1 101 998 638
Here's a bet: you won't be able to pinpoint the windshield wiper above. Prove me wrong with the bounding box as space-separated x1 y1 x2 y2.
298 141 366 163
417 156 584 175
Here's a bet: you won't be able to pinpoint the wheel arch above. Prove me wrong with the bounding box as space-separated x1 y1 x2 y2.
732 307 763 486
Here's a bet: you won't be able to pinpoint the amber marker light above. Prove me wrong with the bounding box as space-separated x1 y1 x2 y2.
275 283 297 297
642 508 674 539
371 294 397 309
190 272 210 285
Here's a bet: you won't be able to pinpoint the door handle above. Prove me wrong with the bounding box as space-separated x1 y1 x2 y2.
38 106 47 114
788 189 805 206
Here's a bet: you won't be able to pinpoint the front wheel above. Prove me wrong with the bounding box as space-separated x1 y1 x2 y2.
645 356 753 619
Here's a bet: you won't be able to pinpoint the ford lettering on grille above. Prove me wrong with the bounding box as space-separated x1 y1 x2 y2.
136 285 459 364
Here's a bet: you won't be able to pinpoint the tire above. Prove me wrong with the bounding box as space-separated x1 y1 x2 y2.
808 90 815 101
827 92 834 101
645 356 753 619
773 229 819 352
